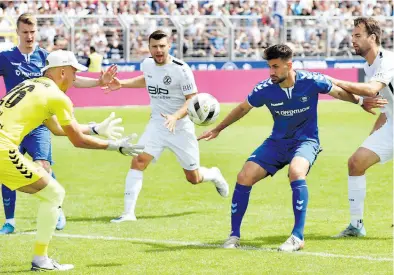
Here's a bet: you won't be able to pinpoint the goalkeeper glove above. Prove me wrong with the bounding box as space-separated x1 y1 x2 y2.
89 112 124 139
107 134 144 156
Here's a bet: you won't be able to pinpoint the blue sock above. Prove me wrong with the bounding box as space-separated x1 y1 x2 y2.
2 185 16 220
51 170 56 179
230 183 252 238
291 179 308 240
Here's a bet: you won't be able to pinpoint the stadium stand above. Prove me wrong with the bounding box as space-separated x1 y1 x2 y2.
0 0 392 63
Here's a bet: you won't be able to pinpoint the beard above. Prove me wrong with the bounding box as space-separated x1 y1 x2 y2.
271 75 287 84
354 45 369 57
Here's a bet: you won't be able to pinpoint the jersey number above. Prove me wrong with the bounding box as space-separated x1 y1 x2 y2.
0 83 35 108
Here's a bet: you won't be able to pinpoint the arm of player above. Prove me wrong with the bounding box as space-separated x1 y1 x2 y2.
161 93 196 134
198 100 253 141
73 64 117 88
44 112 124 139
327 75 386 97
328 83 360 104
61 120 143 156
102 75 146 93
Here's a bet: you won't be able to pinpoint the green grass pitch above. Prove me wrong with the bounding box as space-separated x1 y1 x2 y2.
0 101 392 274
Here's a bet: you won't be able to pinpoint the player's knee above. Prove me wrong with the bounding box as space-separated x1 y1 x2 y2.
35 178 65 206
237 170 254 186
185 173 200 185
48 179 65 206
348 155 365 174
131 157 148 171
35 160 52 174
288 168 306 182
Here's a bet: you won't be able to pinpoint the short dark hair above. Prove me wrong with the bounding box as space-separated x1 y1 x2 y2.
148 30 168 43
354 17 381 46
16 13 37 28
263 44 293 61
90 46 96 52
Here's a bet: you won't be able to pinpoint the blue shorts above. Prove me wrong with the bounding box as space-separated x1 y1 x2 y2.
247 138 321 176
19 125 53 165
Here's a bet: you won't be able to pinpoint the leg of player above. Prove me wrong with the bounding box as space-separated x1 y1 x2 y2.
111 152 154 223
16 174 73 271
0 185 16 234
278 156 310 252
35 160 66 231
183 167 229 197
22 130 67 231
223 161 268 249
0 145 29 234
334 147 379 238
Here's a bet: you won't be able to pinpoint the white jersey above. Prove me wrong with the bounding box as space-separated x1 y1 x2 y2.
363 49 394 122
140 56 197 130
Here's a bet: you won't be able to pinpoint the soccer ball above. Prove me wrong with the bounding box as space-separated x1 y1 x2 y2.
187 93 220 126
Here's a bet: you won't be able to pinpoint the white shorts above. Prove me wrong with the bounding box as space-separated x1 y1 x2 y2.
137 121 200 170
361 121 393 163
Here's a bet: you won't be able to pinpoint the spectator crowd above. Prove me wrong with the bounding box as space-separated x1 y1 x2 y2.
0 0 392 61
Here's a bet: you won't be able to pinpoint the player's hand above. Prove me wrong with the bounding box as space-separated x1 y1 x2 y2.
161 113 177 134
90 112 124 139
98 64 117 86
102 77 122 93
361 96 388 115
197 129 220 141
107 134 144 156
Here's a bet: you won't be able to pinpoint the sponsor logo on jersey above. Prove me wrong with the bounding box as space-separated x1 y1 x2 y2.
163 75 172 85
148 85 169 94
300 96 309 103
15 70 42 78
274 106 310 116
271 102 284 106
373 72 386 80
182 84 193 91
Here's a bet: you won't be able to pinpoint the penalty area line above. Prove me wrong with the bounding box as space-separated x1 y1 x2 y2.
16 232 392 262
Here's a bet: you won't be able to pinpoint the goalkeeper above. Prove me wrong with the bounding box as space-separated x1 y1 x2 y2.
0 50 144 271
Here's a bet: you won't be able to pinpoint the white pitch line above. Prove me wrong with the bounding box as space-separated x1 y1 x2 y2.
16 232 392 262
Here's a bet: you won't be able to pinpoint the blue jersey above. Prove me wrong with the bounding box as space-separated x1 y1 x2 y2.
247 70 332 142
0 46 48 93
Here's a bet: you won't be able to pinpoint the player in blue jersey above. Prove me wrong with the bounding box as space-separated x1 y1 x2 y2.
0 13 117 234
198 44 381 251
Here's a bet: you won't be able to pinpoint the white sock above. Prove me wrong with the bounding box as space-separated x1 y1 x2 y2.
5 218 15 226
124 169 143 216
348 175 366 229
199 167 217 182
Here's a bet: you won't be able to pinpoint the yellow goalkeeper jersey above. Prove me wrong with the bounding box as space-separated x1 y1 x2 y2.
0 77 74 148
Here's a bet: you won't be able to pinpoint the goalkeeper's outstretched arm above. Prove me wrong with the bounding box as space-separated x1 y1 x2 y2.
53 119 143 156
44 112 124 140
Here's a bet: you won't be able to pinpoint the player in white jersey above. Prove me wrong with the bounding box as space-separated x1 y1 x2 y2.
328 17 393 237
103 30 229 222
